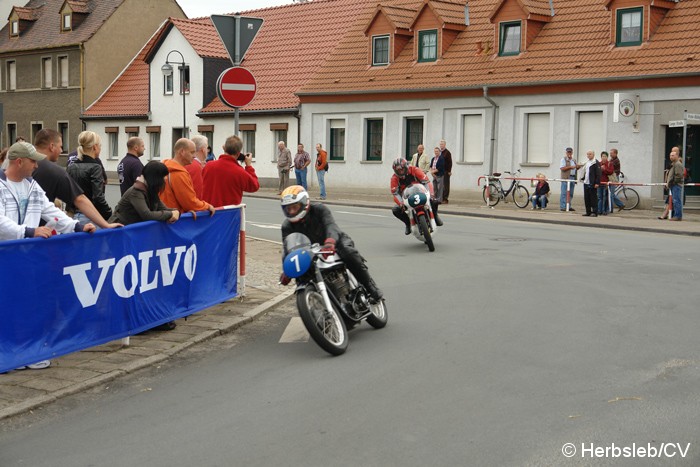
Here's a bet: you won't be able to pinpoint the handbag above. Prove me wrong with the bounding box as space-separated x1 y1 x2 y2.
608 173 618 183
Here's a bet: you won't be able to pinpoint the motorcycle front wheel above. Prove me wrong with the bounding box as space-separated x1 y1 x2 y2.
418 214 435 252
297 284 348 356
366 299 388 329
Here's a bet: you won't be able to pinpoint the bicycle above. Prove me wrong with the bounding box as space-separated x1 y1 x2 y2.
610 172 640 210
482 170 530 208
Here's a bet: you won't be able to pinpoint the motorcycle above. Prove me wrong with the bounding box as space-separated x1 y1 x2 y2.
402 183 437 252
282 233 388 356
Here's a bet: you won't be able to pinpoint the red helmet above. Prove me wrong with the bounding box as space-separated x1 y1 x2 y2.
392 157 409 179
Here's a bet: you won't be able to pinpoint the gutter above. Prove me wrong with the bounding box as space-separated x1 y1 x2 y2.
195 108 299 118
483 86 497 176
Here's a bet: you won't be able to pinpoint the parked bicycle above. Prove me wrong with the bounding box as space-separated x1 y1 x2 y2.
610 172 640 210
482 170 530 208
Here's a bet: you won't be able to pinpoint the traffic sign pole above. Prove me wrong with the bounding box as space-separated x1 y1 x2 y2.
234 15 241 136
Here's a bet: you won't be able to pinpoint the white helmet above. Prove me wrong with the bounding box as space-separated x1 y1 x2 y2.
280 185 310 222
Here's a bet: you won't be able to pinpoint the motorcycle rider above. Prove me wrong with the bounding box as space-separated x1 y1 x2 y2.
279 185 383 301
391 157 443 235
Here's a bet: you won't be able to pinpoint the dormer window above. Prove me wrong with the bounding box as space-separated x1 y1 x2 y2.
62 13 71 31
372 35 390 66
10 20 19 36
499 21 521 56
418 30 437 62
616 7 642 47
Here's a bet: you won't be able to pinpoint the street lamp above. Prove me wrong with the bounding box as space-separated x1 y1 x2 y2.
161 50 189 138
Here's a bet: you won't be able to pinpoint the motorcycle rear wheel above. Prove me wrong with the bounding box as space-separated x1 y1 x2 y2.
366 299 388 329
418 214 435 252
297 284 348 356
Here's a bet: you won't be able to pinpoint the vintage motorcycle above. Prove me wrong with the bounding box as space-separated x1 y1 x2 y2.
282 233 388 356
402 183 437 252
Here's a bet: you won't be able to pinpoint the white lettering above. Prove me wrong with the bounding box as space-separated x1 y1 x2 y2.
157 246 186 286
183 244 197 280
112 255 138 298
63 258 116 308
138 251 159 293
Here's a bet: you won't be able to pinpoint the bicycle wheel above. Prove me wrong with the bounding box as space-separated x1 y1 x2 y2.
512 185 530 208
620 187 640 210
482 183 500 206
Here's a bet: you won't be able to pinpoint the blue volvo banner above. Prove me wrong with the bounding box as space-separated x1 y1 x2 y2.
0 208 241 373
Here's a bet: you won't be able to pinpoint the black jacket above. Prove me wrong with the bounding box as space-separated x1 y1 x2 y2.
581 160 602 186
281 203 344 252
66 156 112 220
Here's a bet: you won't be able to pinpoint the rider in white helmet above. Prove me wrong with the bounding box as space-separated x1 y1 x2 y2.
279 185 383 301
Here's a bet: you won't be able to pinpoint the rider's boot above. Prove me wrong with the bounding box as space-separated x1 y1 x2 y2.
404 221 411 235
354 267 383 301
432 201 444 226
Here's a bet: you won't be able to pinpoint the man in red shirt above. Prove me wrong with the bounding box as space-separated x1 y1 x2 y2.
202 135 259 207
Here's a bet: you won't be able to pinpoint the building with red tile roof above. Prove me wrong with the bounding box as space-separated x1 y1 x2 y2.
296 0 700 202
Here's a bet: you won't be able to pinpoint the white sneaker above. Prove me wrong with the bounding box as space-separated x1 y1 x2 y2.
17 360 51 370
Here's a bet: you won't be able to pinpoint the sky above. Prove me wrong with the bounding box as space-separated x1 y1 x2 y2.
177 0 295 18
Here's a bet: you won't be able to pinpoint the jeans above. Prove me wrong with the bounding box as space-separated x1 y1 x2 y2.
560 178 576 209
295 168 308 190
531 195 547 209
74 212 101 230
670 184 683 219
597 186 609 214
317 169 326 199
610 184 625 208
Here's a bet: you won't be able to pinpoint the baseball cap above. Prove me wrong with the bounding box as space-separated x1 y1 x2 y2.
7 142 46 161
565 147 573 152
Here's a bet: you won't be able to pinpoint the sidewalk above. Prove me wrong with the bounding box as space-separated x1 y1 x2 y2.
253 186 700 236
0 238 293 422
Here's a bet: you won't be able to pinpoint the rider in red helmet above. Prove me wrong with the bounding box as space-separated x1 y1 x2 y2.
391 157 443 235
279 185 383 301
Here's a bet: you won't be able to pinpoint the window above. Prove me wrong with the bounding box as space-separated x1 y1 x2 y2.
59 56 69 87
273 129 287 160
58 122 69 155
7 123 17 146
164 73 173 95
10 20 18 36
616 7 642 47
405 118 424 159
108 132 119 160
31 123 43 143
577 111 604 160
242 130 255 156
418 30 437 62
62 13 71 31
462 114 484 163
42 57 52 88
525 113 550 163
180 66 190 95
365 119 383 161
7 61 16 91
499 21 521 56
149 132 161 159
372 35 389 66
329 119 345 161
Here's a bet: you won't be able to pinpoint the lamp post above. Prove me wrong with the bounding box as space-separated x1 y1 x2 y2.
161 50 189 138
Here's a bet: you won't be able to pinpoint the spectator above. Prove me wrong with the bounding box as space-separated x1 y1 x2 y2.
160 138 215 216
439 140 452 203
294 143 311 190
410 144 431 174
581 150 601 217
186 135 208 198
0 147 7 167
109 161 179 226
531 173 550 209
315 143 328 200
276 141 292 194
32 129 121 229
609 148 625 211
0 142 95 369
429 146 445 204
15 136 25 143
117 137 145 196
206 145 215 162
202 135 259 207
598 151 613 215
66 131 112 225
665 146 684 221
559 147 582 211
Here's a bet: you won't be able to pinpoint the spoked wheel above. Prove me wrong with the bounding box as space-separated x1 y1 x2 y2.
513 185 530 208
418 214 435 252
620 187 640 210
296 284 348 356
366 299 388 329
482 183 500 206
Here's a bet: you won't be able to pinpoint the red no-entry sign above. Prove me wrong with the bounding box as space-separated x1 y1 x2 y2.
216 67 257 108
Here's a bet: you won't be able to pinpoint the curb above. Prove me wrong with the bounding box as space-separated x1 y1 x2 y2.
0 288 296 422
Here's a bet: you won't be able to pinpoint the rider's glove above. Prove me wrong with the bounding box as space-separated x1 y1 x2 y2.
279 273 291 286
321 237 336 256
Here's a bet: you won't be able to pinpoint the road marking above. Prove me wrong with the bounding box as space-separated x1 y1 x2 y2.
335 210 386 218
279 317 309 343
248 222 282 229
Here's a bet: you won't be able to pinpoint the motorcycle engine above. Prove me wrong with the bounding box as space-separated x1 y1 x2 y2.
324 270 350 303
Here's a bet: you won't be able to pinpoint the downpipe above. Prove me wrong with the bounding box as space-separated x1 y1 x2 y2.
483 86 498 176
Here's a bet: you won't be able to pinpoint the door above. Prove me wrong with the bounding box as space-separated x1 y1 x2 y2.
665 125 699 195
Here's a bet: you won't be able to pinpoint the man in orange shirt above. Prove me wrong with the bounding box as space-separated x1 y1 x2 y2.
315 143 328 200
161 138 215 217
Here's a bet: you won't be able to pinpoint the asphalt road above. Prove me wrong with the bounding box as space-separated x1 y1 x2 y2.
1 196 698 466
